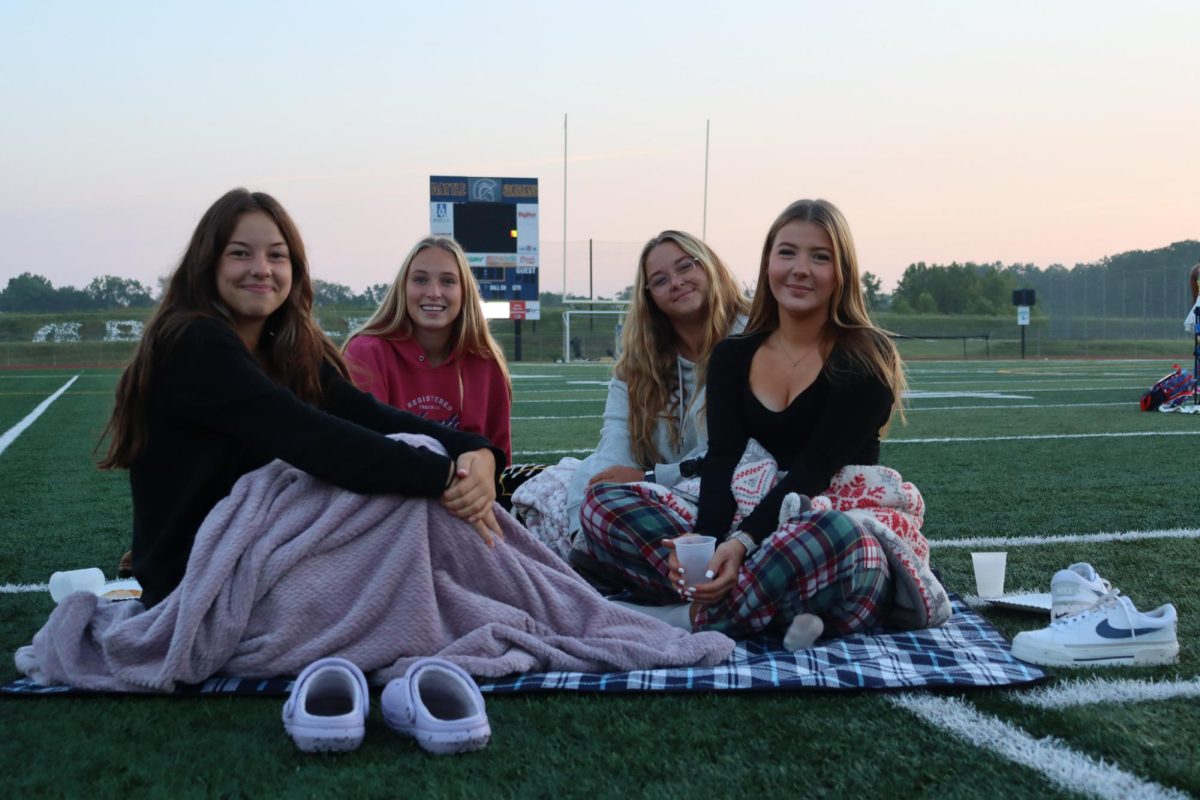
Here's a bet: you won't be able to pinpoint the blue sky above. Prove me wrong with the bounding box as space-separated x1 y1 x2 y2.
2 0 1197 298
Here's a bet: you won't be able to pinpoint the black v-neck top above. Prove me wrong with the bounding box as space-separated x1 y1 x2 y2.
129 317 499 608
694 330 894 540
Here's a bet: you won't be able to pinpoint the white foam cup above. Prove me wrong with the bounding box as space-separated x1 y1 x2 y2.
674 535 716 585
970 552 1007 598
48 567 105 603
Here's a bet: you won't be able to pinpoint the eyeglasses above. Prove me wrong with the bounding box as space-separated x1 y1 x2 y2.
645 258 701 296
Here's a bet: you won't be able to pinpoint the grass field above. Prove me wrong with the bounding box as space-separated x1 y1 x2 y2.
1 358 1198 799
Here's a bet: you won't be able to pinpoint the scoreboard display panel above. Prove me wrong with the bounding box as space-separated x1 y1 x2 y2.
429 176 539 320
453 203 516 253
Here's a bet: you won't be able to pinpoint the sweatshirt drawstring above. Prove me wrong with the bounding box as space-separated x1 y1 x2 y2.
678 358 686 432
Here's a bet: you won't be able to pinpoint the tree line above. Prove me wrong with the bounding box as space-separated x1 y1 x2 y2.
4 239 1198 315
0 273 394 313
868 239 1200 318
0 273 157 312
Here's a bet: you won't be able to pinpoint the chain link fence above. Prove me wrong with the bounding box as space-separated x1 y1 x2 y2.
2 243 1196 364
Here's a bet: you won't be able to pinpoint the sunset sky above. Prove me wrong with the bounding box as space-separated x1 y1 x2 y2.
2 0 1197 299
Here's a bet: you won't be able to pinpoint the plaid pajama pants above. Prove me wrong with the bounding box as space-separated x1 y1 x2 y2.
579 482 890 638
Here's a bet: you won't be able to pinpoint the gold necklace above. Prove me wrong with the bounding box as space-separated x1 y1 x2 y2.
774 337 820 369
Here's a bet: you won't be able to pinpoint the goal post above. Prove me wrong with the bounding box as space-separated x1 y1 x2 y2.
562 308 628 363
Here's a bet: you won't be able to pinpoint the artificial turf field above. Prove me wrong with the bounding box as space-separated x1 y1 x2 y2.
1 358 1197 799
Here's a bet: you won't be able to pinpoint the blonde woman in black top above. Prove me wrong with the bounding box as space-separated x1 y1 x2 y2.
580 200 905 648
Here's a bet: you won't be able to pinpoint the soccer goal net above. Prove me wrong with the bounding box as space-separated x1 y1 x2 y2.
561 308 628 363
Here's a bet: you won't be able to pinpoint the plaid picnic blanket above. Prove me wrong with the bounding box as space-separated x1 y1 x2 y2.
476 594 1042 693
0 674 294 697
2 595 1042 697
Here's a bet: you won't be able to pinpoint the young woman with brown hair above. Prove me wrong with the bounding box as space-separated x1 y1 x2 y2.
102 189 502 608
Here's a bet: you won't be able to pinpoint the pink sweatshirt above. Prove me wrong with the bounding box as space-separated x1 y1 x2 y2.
344 335 512 463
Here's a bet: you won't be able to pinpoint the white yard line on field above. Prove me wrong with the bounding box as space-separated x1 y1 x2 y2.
905 391 1033 399
0 583 49 594
930 528 1199 549
512 388 608 395
510 400 1134 416
889 430 1200 445
913 384 1144 392
0 375 78 457
906 401 1127 412
1010 677 1200 709
510 428 1200 453
909 359 1161 371
512 398 607 405
889 694 1191 800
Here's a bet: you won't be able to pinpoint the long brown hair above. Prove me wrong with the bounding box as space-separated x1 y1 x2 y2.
746 199 906 427
615 230 748 467
343 236 511 398
100 188 346 469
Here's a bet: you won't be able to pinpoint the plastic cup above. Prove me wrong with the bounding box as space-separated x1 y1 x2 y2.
970 552 1007 598
48 567 105 603
674 535 716 585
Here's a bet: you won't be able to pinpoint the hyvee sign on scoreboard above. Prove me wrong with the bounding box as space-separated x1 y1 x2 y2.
429 176 540 320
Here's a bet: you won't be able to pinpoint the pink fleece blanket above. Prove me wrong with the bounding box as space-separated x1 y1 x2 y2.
15 435 733 692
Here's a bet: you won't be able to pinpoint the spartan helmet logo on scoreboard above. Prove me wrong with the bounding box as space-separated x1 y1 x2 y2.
469 178 500 202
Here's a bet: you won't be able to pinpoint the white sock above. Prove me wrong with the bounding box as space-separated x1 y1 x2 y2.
783 613 825 651
611 600 693 631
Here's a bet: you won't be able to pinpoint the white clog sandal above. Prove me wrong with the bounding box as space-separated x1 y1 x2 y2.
282 657 369 753
381 658 490 755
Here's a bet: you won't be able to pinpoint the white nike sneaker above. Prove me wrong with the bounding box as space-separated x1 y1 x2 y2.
1050 562 1112 620
1011 591 1179 668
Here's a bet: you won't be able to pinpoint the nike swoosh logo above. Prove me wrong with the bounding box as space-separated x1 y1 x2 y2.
1095 619 1159 639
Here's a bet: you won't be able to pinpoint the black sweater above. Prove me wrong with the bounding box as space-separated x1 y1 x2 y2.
129 317 499 608
694 331 894 541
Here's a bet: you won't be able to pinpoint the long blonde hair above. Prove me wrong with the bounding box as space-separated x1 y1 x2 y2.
615 231 749 467
344 236 511 398
747 199 906 428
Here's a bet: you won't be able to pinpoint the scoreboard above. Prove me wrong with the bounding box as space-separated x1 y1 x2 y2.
429 175 540 320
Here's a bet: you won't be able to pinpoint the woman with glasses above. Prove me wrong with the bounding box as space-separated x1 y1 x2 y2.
579 200 907 648
558 231 747 556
